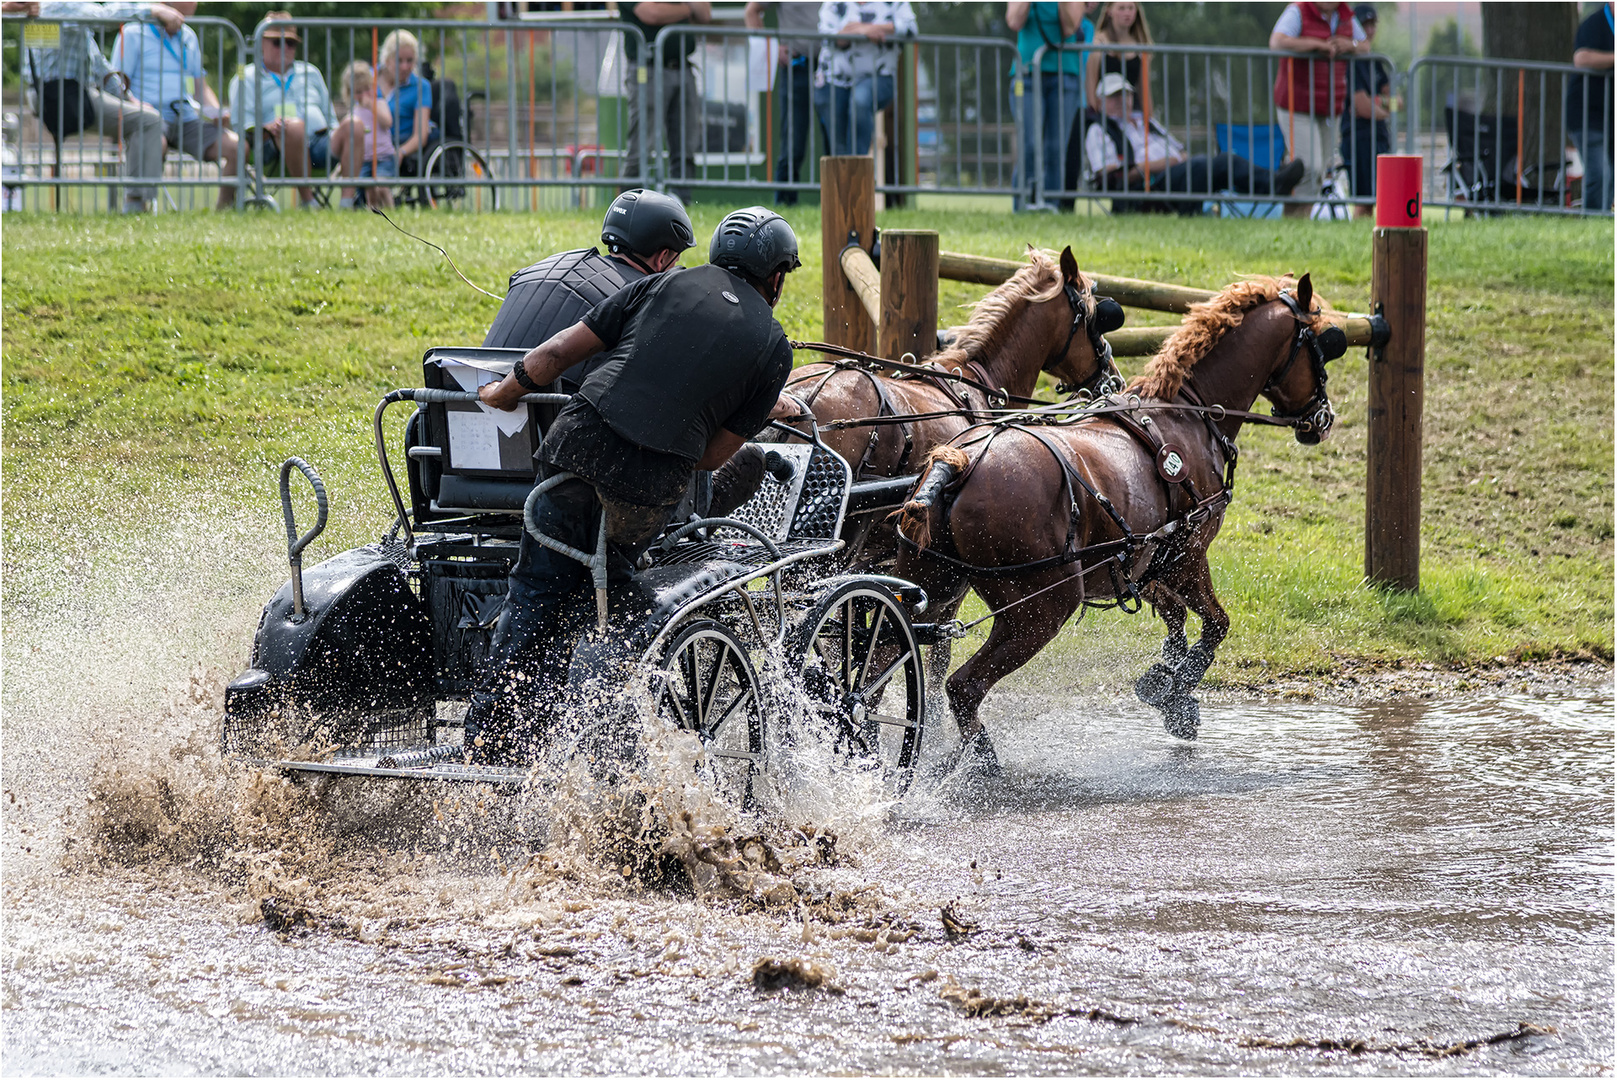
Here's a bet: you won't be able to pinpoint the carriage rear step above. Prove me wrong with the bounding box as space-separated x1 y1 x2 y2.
271 750 531 786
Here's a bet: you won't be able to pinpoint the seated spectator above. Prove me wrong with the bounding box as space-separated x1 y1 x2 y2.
330 60 395 209
110 0 239 211
376 29 435 179
2 0 176 214
1339 4 1389 215
227 11 333 210
1084 72 1305 214
814 1 917 157
1568 1 1614 214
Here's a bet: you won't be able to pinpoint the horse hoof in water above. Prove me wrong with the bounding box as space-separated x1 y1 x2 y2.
1134 662 1176 707
1160 693 1200 741
951 729 1004 781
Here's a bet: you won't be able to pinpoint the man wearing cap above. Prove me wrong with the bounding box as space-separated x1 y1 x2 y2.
0 0 180 214
1338 4 1389 215
227 12 334 210
1269 1 1367 217
464 208 804 764
1085 72 1305 213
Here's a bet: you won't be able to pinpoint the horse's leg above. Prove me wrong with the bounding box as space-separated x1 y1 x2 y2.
924 580 970 696
1155 555 1230 741
945 578 1079 772
1134 581 1190 707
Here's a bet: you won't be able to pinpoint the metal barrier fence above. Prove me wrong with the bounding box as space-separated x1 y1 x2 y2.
2 13 247 211
2 11 1609 218
1028 41 1399 217
1406 54 1606 216
649 25 1021 201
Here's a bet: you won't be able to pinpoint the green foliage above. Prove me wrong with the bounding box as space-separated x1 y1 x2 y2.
1 204 1610 680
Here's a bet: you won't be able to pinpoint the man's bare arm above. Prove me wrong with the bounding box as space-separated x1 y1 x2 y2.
697 428 748 471
632 2 709 26
479 323 604 411
1574 47 1615 71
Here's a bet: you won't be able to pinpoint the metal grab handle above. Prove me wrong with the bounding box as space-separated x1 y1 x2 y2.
399 387 573 406
279 457 328 621
522 473 612 633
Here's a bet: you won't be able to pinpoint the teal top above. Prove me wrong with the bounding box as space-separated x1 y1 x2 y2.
1014 3 1088 77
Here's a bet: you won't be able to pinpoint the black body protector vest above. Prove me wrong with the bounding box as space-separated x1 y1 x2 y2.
481 247 644 392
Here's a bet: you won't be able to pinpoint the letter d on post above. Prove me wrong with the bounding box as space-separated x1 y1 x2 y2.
1367 154 1426 591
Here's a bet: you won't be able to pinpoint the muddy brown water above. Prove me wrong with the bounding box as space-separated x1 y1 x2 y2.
1 534 1611 1074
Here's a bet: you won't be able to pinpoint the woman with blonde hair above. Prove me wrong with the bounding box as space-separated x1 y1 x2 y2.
1085 1 1153 114
377 28 436 173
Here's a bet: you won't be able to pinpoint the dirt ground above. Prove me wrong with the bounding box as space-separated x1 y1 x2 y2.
1219 657 1614 703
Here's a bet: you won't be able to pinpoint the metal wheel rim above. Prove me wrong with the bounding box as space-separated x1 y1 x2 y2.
657 620 764 789
793 583 925 793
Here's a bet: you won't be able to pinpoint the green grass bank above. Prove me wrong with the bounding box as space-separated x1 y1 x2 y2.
2 207 1610 684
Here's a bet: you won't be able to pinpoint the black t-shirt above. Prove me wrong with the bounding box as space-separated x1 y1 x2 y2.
1340 57 1390 148
577 264 793 463
1567 6 1615 137
620 3 700 66
482 247 643 392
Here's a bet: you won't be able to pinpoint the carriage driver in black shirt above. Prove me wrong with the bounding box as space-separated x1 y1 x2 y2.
465 208 804 764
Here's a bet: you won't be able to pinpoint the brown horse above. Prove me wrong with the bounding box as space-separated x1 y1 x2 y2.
894 274 1346 769
784 246 1124 566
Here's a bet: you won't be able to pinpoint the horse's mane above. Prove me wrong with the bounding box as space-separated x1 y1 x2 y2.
928 247 1093 369
1130 275 1333 399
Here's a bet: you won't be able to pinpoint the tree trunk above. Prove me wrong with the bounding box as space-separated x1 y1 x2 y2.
1481 4 1579 202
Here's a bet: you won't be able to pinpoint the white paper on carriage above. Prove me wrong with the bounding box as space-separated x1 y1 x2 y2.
434 355 532 471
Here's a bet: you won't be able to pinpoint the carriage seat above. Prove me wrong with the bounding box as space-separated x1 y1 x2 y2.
407 346 542 524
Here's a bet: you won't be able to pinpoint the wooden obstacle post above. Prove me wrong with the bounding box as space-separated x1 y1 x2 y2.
1366 156 1427 591
820 156 876 353
879 229 939 361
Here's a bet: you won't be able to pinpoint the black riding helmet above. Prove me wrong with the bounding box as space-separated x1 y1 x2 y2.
600 188 695 259
707 207 802 282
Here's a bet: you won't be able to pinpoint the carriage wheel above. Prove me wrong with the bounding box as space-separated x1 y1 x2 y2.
789 581 926 796
422 142 500 212
656 620 764 801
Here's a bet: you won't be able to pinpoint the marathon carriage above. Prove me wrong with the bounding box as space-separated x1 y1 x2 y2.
222 347 936 796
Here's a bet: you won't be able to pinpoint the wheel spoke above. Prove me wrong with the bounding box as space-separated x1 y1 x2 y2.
700 640 731 727
858 648 915 702
864 709 915 730
704 681 754 740
662 682 695 732
860 603 887 690
841 598 856 691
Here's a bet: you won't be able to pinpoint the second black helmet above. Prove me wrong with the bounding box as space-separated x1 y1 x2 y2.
601 189 695 258
708 207 802 281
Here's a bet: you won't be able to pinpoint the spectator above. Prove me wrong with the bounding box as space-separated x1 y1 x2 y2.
1084 72 1305 214
617 2 711 199
744 1 821 205
1568 1 1614 214
330 59 394 209
1338 4 1389 215
1084 0 1151 114
1 0 176 214
1007 2 1086 211
1269 1 1365 218
815 1 917 157
376 29 435 180
110 0 239 211
227 11 333 210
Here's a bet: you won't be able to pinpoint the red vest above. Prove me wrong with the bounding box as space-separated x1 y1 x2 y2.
1272 2 1354 117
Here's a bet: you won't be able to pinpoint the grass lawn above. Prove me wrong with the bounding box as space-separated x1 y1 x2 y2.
2 205 1610 686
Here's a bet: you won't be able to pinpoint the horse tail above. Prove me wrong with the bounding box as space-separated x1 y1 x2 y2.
893 446 971 551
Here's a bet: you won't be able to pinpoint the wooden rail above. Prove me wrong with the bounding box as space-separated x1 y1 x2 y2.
938 251 1217 314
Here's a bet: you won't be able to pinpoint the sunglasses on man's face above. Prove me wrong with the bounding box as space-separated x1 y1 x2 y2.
267 38 297 49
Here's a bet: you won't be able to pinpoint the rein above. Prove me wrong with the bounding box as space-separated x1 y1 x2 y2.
789 340 1047 408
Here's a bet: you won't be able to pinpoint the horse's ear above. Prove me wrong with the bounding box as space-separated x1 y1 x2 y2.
1296 272 1313 311
1060 245 1079 284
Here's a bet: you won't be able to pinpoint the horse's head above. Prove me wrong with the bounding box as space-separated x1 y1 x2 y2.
1045 246 1127 399
1260 273 1346 445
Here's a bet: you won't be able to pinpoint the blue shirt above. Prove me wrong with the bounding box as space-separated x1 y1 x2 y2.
387 72 434 147
1015 3 1085 77
110 20 203 122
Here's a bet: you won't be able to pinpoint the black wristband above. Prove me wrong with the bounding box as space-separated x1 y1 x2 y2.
512 358 542 392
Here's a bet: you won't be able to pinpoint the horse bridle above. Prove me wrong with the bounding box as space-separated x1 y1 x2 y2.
1052 280 1127 399
1265 290 1347 440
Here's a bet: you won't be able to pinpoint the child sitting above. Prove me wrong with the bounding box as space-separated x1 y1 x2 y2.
331 59 396 209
